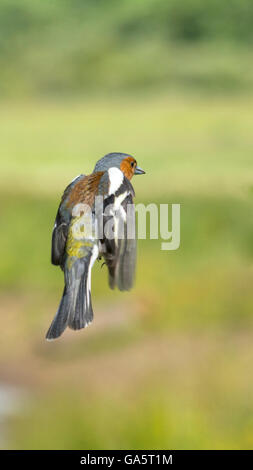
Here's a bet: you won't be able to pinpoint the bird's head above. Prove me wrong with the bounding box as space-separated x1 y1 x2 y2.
93 152 145 180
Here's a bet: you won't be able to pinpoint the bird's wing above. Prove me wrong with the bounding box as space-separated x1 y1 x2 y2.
51 174 85 266
99 171 136 291
51 172 106 266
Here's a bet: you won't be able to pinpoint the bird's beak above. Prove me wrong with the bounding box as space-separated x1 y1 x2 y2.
135 166 145 175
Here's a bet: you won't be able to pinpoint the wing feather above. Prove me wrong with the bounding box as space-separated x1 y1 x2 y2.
51 174 85 266
101 175 136 291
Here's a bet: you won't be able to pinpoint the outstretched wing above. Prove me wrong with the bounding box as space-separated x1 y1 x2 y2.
99 172 136 291
51 175 85 266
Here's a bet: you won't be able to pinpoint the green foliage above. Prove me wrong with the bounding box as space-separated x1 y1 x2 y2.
1 0 253 96
11 386 253 449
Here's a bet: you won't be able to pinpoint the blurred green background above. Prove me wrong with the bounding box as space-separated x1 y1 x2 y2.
1 0 253 450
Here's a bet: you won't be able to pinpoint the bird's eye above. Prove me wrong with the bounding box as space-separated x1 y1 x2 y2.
131 161 135 168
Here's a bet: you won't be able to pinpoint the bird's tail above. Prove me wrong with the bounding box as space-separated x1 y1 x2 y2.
46 251 97 340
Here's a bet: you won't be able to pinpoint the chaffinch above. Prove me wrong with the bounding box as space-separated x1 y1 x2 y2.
46 152 145 340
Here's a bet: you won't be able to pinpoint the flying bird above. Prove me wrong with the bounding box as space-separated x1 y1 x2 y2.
46 152 145 340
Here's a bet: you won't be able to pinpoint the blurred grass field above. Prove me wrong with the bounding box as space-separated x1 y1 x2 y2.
1 91 253 449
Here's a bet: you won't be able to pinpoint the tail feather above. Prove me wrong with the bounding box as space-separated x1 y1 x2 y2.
46 250 97 340
68 274 93 330
46 285 72 340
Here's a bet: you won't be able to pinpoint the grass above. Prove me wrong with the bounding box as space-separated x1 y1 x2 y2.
1 92 253 197
1 91 253 449
2 0 253 96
